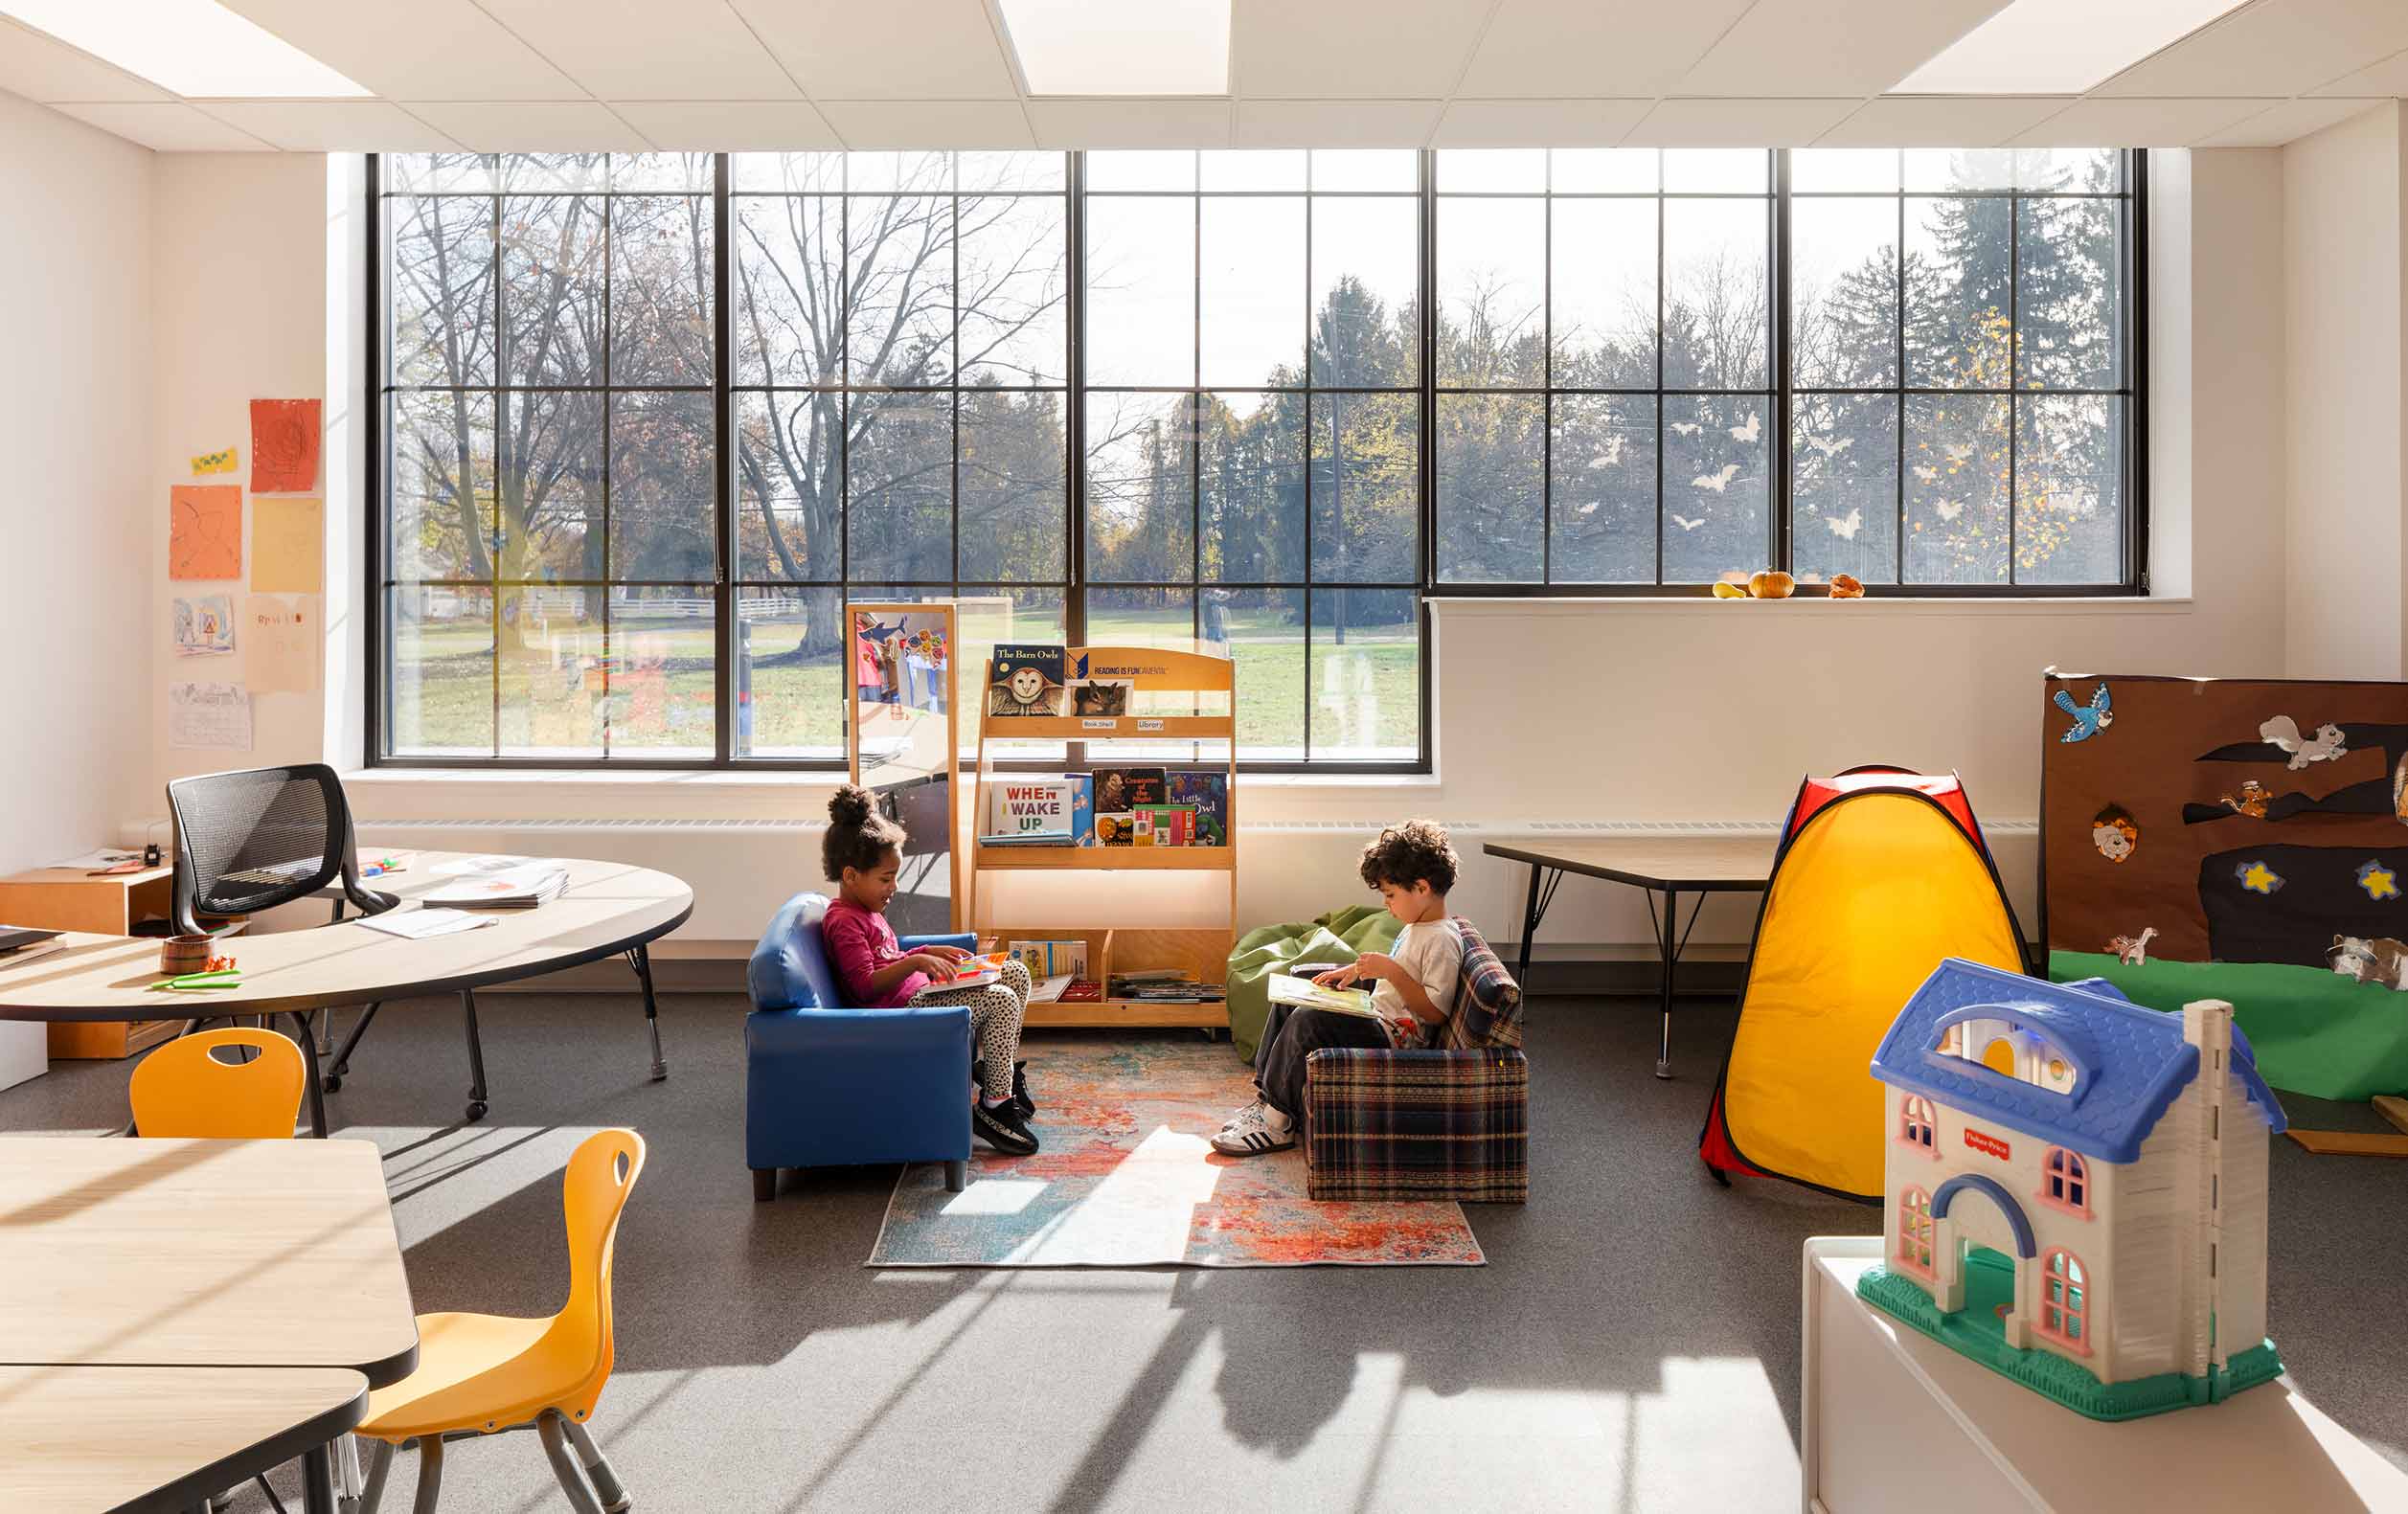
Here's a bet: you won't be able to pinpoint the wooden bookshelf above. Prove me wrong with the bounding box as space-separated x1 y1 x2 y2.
967 645 1236 1031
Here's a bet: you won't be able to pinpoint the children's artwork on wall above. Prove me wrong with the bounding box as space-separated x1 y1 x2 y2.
243 595 318 694
250 497 324 594
249 398 321 492
169 486 242 579
168 681 252 751
191 447 238 476
2041 669 2408 1099
172 595 235 657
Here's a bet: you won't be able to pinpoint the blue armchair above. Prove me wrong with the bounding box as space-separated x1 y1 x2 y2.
744 892 974 1200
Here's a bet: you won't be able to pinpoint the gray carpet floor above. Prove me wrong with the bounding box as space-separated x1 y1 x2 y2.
3 993 2401 1513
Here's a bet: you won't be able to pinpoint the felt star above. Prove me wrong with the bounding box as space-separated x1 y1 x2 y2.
2237 861 2283 896
2357 861 2398 901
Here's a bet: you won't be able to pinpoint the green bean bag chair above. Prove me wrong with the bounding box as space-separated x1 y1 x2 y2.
1225 905 1403 1063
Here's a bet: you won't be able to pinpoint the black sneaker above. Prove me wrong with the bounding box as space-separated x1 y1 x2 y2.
973 1097 1039 1156
975 1059 1036 1119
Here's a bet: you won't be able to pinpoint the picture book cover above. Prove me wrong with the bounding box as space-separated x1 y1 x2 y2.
1134 804 1195 847
1167 771 1227 846
1068 772 1099 846
988 644 1065 717
985 779 1076 842
1069 656 1133 717
1092 766 1167 813
1095 811 1136 846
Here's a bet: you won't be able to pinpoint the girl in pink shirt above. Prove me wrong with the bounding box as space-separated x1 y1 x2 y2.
820 784 1039 1155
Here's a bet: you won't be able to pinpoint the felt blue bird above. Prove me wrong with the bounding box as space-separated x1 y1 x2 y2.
2055 682 2113 743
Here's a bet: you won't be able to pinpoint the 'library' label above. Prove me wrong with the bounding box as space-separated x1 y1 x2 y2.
1137 718 1165 732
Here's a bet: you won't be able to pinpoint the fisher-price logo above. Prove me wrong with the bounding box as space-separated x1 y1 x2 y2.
1964 1128 2010 1162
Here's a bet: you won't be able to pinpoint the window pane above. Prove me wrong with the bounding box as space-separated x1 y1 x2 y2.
734 389 839 582
730 152 843 194
1551 197 1655 387
1311 392 1419 583
845 392 953 582
1436 149 1544 193
610 153 712 193
1202 391 1304 582
1905 394 2008 584
960 389 1067 581
956 585 1067 757
848 195 954 386
607 587 716 755
389 586 492 756
499 153 607 193
1551 148 1655 193
1791 149 1897 193
1550 394 1656 583
1791 197 1897 389
1086 585 1195 646
736 586 845 757
385 152 491 195
1906 195 2011 389
1663 197 1769 390
958 151 1065 192
2017 148 2118 193
2017 195 2121 390
1086 196 1194 386
498 585 603 759
1311 149 1416 192
501 194 604 387
1222 587 1304 758
1664 148 1766 193
1435 392 1543 582
391 390 495 582
496 389 602 580
389 195 492 387
2017 395 2123 584
1310 587 1419 761
1087 150 1195 192
1200 196 1305 388
609 195 713 386
958 195 1068 387
1791 392 1898 585
1437 196 1544 387
1202 150 1305 192
609 391 715 579
1085 392 1194 582
732 194 844 387
1310 196 1418 388
1904 148 2013 192
845 152 952 193
1663 395 1768 582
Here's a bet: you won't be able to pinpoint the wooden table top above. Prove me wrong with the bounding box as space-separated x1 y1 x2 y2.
0 1138 418 1385
1482 835 1780 891
0 1365 366 1514
0 852 693 1021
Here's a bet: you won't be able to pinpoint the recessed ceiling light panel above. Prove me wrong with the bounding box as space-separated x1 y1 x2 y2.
2 0 370 98
998 0 1230 97
1892 0 2249 95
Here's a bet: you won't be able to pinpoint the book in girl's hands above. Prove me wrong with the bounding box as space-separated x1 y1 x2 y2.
1167 771 1228 846
1266 972 1381 1019
907 952 1012 1003
988 644 1065 717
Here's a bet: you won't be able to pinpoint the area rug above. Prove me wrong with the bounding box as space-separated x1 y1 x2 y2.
867 1036 1486 1268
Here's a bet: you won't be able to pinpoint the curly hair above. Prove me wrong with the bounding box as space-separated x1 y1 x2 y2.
823 783 907 881
1359 819 1458 896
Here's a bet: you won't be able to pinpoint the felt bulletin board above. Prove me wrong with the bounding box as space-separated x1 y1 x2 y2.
2041 670 2408 1099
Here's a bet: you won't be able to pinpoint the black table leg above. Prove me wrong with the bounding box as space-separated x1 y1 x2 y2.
1513 863 1558 997
299 1441 337 1514
287 1011 329 1138
1656 888 1679 1080
462 989 489 1123
625 943 667 1081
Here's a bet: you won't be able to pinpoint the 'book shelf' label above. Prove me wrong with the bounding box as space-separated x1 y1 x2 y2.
1082 718 1115 730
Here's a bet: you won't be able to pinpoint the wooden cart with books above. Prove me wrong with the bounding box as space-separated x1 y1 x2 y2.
966 645 1236 1030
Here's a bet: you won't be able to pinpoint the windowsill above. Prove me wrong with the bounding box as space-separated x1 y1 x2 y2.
1425 594 2188 617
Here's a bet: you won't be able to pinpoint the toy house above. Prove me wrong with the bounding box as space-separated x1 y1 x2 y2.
1857 958 2288 1421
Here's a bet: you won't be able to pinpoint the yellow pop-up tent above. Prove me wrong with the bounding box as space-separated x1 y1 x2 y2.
1698 767 2027 1201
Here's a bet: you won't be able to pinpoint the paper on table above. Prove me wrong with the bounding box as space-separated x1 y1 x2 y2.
47 849 143 870
168 682 252 751
250 498 323 595
357 908 500 940
244 594 319 693
173 595 235 657
169 485 241 579
430 854 534 876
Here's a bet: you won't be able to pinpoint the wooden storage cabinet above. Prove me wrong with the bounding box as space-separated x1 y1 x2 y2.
0 866 182 1058
988 926 1236 1028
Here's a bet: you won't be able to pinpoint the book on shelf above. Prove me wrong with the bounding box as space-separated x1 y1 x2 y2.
984 778 1077 844
1090 766 1166 814
1266 972 1381 1020
1095 811 1136 846
1133 804 1195 847
1027 974 1075 1004
1166 771 1228 847
1068 773 1099 847
988 644 1065 717
1056 978 1104 1004
1006 938 1089 978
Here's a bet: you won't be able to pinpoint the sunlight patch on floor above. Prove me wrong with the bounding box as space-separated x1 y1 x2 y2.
942 1177 1047 1215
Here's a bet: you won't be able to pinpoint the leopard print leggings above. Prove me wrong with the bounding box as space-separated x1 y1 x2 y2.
913 956 1031 1102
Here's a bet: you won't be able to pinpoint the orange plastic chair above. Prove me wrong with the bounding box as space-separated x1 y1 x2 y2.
127 1027 305 1138
357 1128 647 1514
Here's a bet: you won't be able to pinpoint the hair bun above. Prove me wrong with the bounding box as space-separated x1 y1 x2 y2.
829 784 875 825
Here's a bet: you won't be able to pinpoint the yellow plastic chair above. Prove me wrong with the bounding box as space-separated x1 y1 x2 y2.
358 1128 647 1514
127 1027 305 1138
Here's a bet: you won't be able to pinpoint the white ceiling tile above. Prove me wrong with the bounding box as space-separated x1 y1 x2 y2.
2192 94 2385 145
403 101 653 152
1810 94 2069 147
1431 98 1654 147
1623 97 1862 147
219 0 585 101
1232 0 1487 98
1681 0 2011 97
472 0 799 102
1235 99 1440 147
0 19 170 102
2007 96 2270 146
2099 0 2408 99
608 100 839 149
51 102 273 151
1028 99 1233 148
191 101 462 152
2311 47 2408 97
1462 0 1758 98
816 99 1032 149
727 0 1016 100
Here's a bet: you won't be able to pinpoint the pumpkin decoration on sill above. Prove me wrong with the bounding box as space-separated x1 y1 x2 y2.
1829 573 1865 599
1747 569 1795 599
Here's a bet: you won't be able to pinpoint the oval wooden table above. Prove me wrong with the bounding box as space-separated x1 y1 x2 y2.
0 853 693 1135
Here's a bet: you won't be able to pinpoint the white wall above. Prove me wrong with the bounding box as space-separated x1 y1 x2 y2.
2283 102 2404 680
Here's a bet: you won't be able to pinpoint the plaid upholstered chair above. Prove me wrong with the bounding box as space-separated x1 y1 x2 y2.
1301 917 1528 1203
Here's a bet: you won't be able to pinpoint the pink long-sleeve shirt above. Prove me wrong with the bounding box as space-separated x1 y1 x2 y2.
821 897 928 1007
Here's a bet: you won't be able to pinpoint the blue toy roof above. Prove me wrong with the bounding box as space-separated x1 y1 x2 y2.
1869 959 2285 1164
